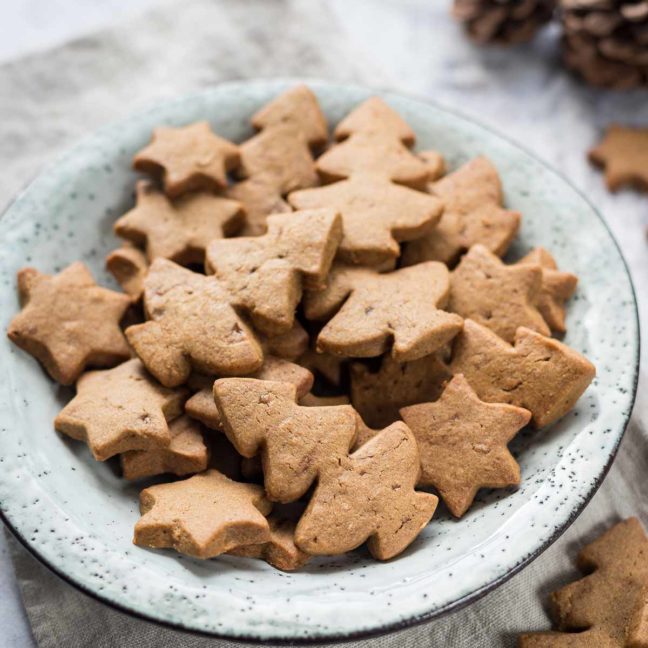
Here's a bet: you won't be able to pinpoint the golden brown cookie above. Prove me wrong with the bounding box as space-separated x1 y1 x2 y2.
449 320 596 428
316 131 428 189
133 121 240 198
297 348 345 387
295 421 438 560
289 174 443 266
402 156 521 267
214 378 357 502
120 415 208 480
262 321 309 360
106 245 149 301
229 517 310 572
589 125 648 192
251 85 328 149
400 374 531 517
299 393 351 407
126 258 263 387
333 96 416 145
114 181 243 265
7 262 131 385
134 469 272 559
304 262 463 361
226 177 292 237
517 247 578 334
185 356 314 431
449 244 550 343
205 209 342 335
519 518 648 647
350 353 452 428
419 149 446 182
54 358 186 461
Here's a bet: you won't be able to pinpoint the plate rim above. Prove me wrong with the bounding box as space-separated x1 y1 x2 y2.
0 77 640 644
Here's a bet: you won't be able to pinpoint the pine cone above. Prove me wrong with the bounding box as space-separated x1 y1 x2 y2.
453 0 555 45
561 0 648 88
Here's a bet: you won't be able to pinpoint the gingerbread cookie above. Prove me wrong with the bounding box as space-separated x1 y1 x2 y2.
214 378 357 502
133 121 240 198
520 518 648 647
106 244 149 301
589 125 648 192
333 96 416 145
449 320 596 428
54 358 186 461
289 174 443 266
419 149 446 182
299 393 351 407
295 421 438 560
262 321 309 360
126 259 263 387
517 247 578 333
251 84 328 149
350 353 452 428
400 374 531 517
7 262 131 385
229 517 310 572
297 348 345 387
205 209 342 335
449 244 550 343
121 415 208 480
134 469 272 559
185 356 314 430
114 180 243 265
305 262 463 362
402 156 521 267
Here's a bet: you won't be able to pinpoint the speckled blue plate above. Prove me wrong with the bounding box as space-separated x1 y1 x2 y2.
0 80 639 643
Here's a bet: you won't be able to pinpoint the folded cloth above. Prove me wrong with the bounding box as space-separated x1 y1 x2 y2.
2 0 647 646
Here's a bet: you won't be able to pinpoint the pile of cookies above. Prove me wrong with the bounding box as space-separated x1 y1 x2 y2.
7 85 596 571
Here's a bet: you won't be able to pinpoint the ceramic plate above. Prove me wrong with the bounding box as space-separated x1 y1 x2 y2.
0 79 639 643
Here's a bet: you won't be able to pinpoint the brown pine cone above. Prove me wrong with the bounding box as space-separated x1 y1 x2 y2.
453 0 555 45
561 0 648 88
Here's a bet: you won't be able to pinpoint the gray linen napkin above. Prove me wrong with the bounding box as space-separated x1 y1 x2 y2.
2 0 647 646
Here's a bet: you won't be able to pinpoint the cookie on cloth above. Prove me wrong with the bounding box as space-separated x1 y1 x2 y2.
516 247 578 334
7 262 131 385
350 353 452 428
449 244 550 343
205 209 342 335
520 517 648 647
400 374 531 517
295 421 438 560
134 469 272 559
133 121 240 198
126 259 263 387
589 125 648 192
214 378 357 502
229 517 310 572
185 356 314 431
289 173 443 266
121 415 208 480
106 244 149 302
304 262 463 362
114 180 243 265
54 358 187 461
402 156 521 267
449 319 596 428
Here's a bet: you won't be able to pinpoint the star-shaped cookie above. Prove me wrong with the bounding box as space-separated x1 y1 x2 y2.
106 245 149 301
54 358 187 461
449 319 596 428
133 121 240 198
517 247 578 333
449 244 550 343
304 262 463 362
289 173 443 266
134 469 272 559
7 262 131 385
126 259 263 387
402 156 521 267
589 125 648 192
520 518 648 646
400 374 531 517
114 181 243 265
